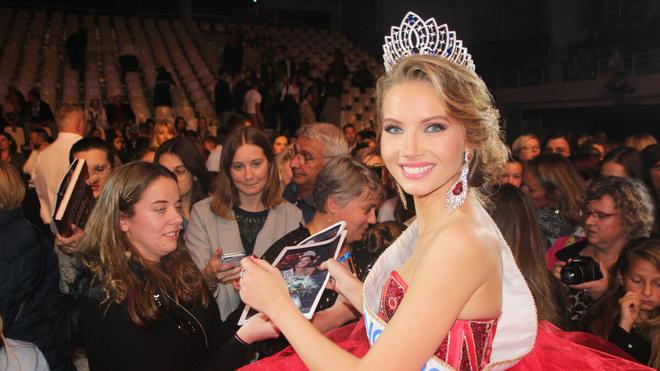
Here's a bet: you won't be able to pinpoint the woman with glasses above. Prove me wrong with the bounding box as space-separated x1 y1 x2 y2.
77 162 279 371
155 137 209 222
512 133 542 162
549 176 655 327
185 127 303 321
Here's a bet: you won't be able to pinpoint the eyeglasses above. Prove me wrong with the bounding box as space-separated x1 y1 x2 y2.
291 147 315 165
171 166 189 179
582 210 618 221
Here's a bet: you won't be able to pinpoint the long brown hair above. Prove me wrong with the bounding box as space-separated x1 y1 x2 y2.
211 126 282 219
489 184 565 326
525 153 585 226
79 162 208 326
586 238 660 369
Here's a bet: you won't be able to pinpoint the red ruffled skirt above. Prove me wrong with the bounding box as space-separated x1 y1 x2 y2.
240 320 652 370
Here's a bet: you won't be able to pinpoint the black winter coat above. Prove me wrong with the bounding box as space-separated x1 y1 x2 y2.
0 208 69 370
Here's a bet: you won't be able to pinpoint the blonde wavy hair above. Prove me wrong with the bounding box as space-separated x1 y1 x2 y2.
79 162 208 326
375 54 508 192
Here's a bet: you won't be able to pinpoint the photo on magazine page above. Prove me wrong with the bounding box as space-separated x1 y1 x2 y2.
238 227 346 325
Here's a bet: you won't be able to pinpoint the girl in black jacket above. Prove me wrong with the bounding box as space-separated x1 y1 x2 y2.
77 162 278 370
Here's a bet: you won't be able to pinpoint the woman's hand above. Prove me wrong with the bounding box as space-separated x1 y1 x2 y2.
55 225 85 254
239 256 295 318
618 291 641 332
552 260 567 281
236 313 280 344
203 248 242 284
571 260 610 300
320 259 362 305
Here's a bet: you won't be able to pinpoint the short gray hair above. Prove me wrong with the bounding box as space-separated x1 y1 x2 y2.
312 156 385 212
298 123 349 159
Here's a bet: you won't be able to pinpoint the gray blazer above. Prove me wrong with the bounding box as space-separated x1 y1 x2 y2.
185 197 303 320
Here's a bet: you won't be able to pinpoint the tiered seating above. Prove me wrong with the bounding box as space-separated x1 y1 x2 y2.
15 11 46 98
202 22 380 130
99 16 122 101
40 12 63 109
61 13 80 104
172 20 217 120
143 18 187 122
0 8 379 130
114 17 150 122
0 10 28 99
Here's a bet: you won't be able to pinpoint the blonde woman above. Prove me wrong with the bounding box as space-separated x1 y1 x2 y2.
238 13 649 370
150 120 176 149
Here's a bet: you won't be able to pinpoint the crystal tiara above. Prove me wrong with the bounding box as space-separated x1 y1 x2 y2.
383 11 475 73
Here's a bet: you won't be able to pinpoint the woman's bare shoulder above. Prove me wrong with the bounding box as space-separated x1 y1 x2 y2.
417 215 502 264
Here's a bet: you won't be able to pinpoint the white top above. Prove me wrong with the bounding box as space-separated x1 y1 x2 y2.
0 338 50 371
243 89 262 114
32 132 83 224
205 144 223 172
23 149 41 185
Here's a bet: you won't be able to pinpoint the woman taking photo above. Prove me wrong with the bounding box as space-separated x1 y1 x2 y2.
77 162 278 371
155 137 209 222
185 126 302 321
550 176 655 325
583 238 660 368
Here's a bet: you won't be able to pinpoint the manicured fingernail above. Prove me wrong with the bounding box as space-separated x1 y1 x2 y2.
251 255 258 259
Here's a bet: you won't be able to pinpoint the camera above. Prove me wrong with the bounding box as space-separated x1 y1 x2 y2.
560 256 603 285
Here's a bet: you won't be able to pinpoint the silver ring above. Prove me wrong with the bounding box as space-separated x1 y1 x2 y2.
239 269 246 280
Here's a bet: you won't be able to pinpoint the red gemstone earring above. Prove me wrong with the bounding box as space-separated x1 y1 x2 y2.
445 151 473 213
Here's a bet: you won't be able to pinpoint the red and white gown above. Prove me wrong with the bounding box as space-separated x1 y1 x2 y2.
241 220 652 370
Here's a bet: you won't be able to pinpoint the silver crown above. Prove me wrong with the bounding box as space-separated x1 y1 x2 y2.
383 12 475 72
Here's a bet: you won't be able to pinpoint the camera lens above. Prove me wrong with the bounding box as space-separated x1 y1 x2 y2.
560 266 581 285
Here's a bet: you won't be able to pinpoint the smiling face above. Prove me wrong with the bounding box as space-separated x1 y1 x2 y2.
73 149 112 199
230 143 269 200
119 176 183 262
157 153 193 199
380 81 467 199
296 256 314 268
622 259 660 312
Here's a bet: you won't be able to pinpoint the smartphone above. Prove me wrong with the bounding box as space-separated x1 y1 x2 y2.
221 252 246 265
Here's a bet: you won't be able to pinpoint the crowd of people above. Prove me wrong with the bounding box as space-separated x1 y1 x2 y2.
0 11 659 371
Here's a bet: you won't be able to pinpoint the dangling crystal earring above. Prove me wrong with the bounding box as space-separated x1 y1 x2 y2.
445 151 473 213
396 182 408 210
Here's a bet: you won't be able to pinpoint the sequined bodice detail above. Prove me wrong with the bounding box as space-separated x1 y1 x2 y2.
377 271 499 370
